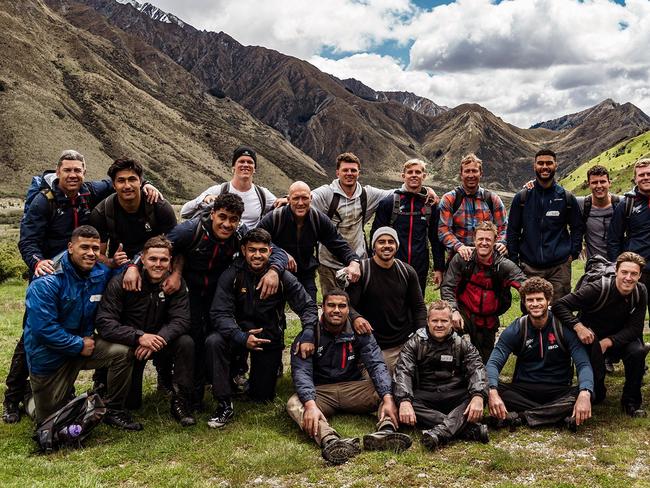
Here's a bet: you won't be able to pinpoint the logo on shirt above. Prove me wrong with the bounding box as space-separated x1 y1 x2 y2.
548 332 556 345
440 354 454 363
546 210 560 217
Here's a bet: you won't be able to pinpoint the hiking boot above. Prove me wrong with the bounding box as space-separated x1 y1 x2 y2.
362 429 412 452
460 423 489 444
207 400 234 429
505 412 522 432
171 397 196 427
604 357 615 375
104 409 143 431
623 404 647 418
563 416 578 433
321 437 361 465
2 402 20 424
421 429 441 451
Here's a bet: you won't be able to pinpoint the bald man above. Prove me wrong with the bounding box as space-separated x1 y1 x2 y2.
258 181 361 300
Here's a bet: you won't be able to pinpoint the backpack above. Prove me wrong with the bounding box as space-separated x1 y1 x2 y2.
219 182 268 219
389 193 433 227
450 186 495 216
573 254 639 314
326 188 367 224
455 257 512 317
582 194 621 222
24 170 57 220
103 193 157 251
33 392 106 453
517 314 568 354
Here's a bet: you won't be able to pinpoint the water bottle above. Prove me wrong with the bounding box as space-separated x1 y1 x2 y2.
58 424 82 441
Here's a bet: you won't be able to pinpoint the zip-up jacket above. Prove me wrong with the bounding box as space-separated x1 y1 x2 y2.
393 329 488 404
290 319 392 404
552 279 647 348
311 180 392 267
486 312 594 393
257 206 359 274
211 258 318 347
24 252 114 376
95 269 191 346
441 251 526 329
607 187 650 271
166 212 287 298
19 178 114 272
371 187 445 280
506 181 584 268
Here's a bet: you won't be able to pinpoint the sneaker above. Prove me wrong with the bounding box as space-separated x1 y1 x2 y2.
321 437 361 465
171 397 196 427
207 400 234 429
2 402 20 424
623 404 647 418
421 429 441 451
459 423 489 444
362 429 412 452
104 409 143 431
563 416 578 433
505 412 522 432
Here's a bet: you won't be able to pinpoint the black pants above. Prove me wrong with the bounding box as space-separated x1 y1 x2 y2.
587 338 646 408
411 387 470 440
460 309 498 364
3 311 30 406
498 381 577 427
295 270 317 302
204 331 283 402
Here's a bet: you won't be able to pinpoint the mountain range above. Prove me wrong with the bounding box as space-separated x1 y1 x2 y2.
1 0 649 199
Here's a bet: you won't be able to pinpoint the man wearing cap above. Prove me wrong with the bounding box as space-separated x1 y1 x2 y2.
346 227 427 372
181 146 276 228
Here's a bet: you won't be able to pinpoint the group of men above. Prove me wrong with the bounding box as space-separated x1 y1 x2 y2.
3 143 650 464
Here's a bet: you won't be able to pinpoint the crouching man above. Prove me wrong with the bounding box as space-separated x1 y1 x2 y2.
486 277 594 431
393 300 489 450
287 289 411 465
24 226 139 429
96 236 195 426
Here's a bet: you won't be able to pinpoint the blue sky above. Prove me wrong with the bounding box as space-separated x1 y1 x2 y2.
142 0 649 126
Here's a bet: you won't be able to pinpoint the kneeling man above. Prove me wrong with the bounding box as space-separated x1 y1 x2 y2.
287 289 411 465
96 236 195 426
486 277 593 430
393 300 489 450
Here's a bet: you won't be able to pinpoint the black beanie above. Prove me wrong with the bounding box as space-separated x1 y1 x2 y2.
232 145 257 167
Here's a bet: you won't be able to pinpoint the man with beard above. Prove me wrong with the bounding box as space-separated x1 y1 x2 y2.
506 149 584 303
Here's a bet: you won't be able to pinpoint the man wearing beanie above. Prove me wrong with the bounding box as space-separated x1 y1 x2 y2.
345 227 427 372
181 145 276 228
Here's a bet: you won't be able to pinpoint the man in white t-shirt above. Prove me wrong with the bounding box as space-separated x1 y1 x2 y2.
181 146 276 228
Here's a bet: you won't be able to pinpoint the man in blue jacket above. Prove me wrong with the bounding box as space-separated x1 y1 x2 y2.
608 158 650 316
287 289 410 465
486 277 593 431
24 226 139 429
506 149 584 303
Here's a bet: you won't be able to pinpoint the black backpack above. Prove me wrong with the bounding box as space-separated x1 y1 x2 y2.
33 392 106 453
389 193 433 227
517 314 568 354
581 194 622 222
450 186 495 216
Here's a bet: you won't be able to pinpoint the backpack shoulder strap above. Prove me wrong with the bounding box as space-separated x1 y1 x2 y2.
389 193 401 226
394 259 409 286
583 195 592 222
483 189 495 215
309 208 321 237
326 193 341 220
519 315 529 354
144 199 157 231
360 187 367 224
255 185 267 217
454 333 463 370
271 206 285 236
591 276 612 313
610 194 621 208
219 182 229 195
451 187 465 215
361 258 372 293
104 193 117 240
517 188 528 208
188 219 207 253
551 316 568 354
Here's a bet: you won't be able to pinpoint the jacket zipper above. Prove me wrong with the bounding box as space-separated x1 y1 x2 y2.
408 197 414 264
538 329 543 359
341 343 347 369
203 242 220 295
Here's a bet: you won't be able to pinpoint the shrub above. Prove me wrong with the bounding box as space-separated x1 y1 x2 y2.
0 241 27 282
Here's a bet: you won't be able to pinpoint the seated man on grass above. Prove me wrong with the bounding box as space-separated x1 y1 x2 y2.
393 300 489 450
287 289 411 465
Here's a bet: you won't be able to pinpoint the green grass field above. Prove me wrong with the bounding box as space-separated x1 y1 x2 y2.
2 263 650 487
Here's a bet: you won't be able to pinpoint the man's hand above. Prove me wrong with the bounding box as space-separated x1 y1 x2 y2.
202 194 217 205
599 337 614 355
346 261 361 283
274 197 288 207
302 400 326 438
162 272 182 295
111 243 129 268
123 265 142 291
451 310 464 332
432 270 443 289
245 328 272 351
488 388 507 420
286 253 297 273
352 316 373 335
294 341 315 359
135 345 154 361
457 245 474 261
574 323 595 345
80 336 95 357
464 395 484 423
379 394 399 427
572 390 592 426
143 184 162 203
257 268 280 299
398 401 417 426
424 187 440 206
523 179 535 190
495 243 507 255
34 259 55 277
138 333 166 351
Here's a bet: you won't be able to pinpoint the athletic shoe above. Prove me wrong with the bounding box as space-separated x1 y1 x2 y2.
421 430 441 451
104 409 143 431
2 402 20 424
459 423 489 443
321 437 361 464
207 400 234 428
171 397 196 427
362 429 412 452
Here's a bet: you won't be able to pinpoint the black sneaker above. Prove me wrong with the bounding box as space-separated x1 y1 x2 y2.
207 400 234 429
321 437 361 465
363 430 412 452
104 409 143 431
2 402 20 424
171 397 196 427
421 429 441 451
623 404 647 418
460 423 489 444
